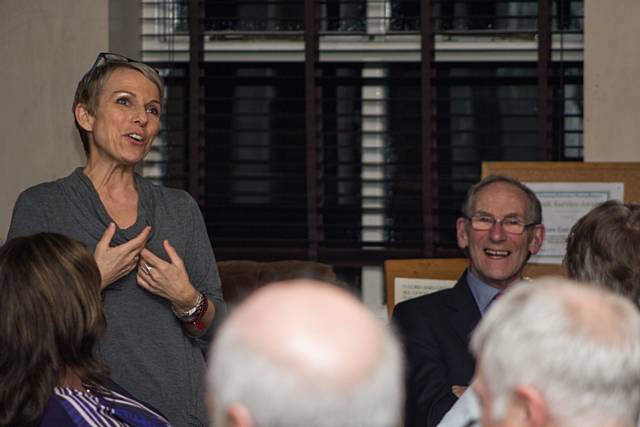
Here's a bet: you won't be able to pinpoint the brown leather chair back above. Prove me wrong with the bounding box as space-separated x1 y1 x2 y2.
218 260 336 308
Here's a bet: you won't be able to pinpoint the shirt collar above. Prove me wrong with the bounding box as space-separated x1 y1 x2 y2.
466 269 503 316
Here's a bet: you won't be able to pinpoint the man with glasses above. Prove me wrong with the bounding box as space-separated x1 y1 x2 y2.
440 199 640 427
392 175 545 427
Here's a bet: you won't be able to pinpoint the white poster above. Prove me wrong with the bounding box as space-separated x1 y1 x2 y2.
394 277 456 306
526 182 624 264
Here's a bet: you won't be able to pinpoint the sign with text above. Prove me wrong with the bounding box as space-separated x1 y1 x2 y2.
526 182 624 264
394 277 456 306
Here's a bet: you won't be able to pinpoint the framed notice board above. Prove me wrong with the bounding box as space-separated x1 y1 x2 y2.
482 162 640 263
482 162 640 202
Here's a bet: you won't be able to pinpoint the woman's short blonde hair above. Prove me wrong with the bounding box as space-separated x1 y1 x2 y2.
72 55 164 156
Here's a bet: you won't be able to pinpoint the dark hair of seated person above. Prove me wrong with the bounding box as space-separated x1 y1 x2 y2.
0 233 108 426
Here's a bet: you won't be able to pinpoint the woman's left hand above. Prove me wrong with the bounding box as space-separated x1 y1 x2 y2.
137 240 199 311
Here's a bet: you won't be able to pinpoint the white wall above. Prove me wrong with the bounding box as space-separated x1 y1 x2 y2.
0 1 108 241
584 0 640 161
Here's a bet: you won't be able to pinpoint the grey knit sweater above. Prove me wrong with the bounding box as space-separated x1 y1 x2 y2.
7 168 227 427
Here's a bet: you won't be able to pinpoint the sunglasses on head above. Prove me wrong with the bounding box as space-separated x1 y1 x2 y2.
88 52 160 75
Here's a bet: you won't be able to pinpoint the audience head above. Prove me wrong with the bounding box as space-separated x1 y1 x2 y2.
72 52 164 156
457 175 545 288
565 200 640 308
0 233 106 426
471 278 640 427
207 279 404 427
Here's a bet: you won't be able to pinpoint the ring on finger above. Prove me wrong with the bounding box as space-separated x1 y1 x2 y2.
141 261 152 275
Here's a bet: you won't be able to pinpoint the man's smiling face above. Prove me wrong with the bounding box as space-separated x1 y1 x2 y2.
456 182 544 289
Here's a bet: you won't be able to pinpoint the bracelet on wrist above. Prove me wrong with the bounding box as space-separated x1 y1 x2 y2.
190 297 209 331
171 292 204 322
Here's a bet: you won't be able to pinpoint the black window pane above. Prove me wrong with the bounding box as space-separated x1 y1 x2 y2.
202 63 307 247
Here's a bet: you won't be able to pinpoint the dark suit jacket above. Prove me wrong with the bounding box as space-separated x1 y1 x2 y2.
392 271 481 427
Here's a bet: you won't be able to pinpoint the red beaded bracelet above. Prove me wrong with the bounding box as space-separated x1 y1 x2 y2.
171 292 208 330
190 297 209 331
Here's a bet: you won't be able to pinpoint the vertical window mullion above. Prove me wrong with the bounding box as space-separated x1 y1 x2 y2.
421 0 436 257
305 0 320 260
189 0 204 203
537 0 553 160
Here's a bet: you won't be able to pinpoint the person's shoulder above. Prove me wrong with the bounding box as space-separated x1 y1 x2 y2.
392 276 465 321
103 378 168 419
13 172 75 207
138 176 197 207
17 178 64 200
38 393 76 427
395 285 458 311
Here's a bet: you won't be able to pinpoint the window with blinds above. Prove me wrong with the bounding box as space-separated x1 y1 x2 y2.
141 0 584 268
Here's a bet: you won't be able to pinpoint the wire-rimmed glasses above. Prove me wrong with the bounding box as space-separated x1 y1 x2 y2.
465 214 539 235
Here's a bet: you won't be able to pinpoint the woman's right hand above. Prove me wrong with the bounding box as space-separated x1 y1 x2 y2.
95 223 151 290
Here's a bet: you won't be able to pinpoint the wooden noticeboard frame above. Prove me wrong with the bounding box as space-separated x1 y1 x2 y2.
482 162 640 203
384 258 562 318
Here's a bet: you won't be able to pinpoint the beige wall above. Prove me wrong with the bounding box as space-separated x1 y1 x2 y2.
0 1 142 242
109 0 141 59
584 0 640 161
0 1 108 241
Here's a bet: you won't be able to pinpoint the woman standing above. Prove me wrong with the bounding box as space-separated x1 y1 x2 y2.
7 53 226 427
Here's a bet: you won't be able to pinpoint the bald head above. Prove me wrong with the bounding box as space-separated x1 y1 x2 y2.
228 280 384 389
561 285 632 346
208 280 403 427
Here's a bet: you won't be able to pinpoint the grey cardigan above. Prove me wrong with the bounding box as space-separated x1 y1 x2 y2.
7 168 227 427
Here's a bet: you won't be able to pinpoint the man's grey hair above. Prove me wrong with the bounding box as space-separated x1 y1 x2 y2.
565 200 640 308
471 278 640 427
462 175 543 225
208 310 404 427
